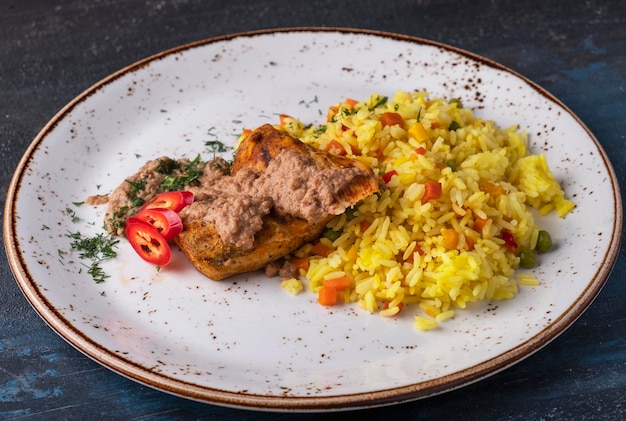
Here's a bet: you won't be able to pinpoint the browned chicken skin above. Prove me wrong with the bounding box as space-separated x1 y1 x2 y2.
175 124 379 280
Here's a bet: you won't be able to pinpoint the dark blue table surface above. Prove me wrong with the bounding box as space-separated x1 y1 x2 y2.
2 1 625 419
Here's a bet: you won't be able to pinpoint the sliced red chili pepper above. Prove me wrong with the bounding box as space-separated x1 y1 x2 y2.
129 208 183 241
382 169 398 183
125 220 171 266
143 190 194 212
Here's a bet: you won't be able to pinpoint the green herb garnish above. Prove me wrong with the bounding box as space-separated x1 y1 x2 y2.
159 155 206 191
66 231 119 284
368 95 388 111
416 106 424 122
155 157 180 175
65 207 81 223
204 140 233 154
125 178 148 208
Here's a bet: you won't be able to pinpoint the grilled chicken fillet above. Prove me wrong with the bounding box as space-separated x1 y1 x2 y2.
175 124 379 280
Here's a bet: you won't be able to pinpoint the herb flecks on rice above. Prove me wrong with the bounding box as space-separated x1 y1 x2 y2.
279 90 574 330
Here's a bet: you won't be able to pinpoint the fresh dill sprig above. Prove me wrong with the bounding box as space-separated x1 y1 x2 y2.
159 155 206 191
67 231 119 260
125 178 147 208
65 207 81 223
204 140 233 154
368 95 388 110
66 231 119 284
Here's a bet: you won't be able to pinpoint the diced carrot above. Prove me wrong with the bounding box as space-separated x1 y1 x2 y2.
478 181 505 196
318 285 338 306
323 276 351 291
360 220 372 233
382 169 398 183
325 139 346 156
383 301 404 312
344 98 358 107
421 181 442 204
327 105 338 122
311 241 334 257
465 236 475 251
441 228 459 250
279 114 293 126
474 217 488 234
380 112 405 128
415 146 426 155
408 122 429 142
289 258 310 272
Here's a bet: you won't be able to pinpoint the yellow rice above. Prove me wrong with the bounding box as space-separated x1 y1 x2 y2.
276 90 574 330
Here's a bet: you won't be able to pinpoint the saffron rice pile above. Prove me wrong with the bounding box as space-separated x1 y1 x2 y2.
274 90 574 330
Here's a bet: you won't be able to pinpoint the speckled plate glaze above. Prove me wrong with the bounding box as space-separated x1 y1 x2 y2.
4 28 622 411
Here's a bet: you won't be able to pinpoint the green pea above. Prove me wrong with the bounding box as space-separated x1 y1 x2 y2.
448 121 461 131
445 159 457 172
322 228 341 242
536 230 552 253
518 248 537 269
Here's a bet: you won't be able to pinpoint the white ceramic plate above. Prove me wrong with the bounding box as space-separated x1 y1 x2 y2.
4 28 622 411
